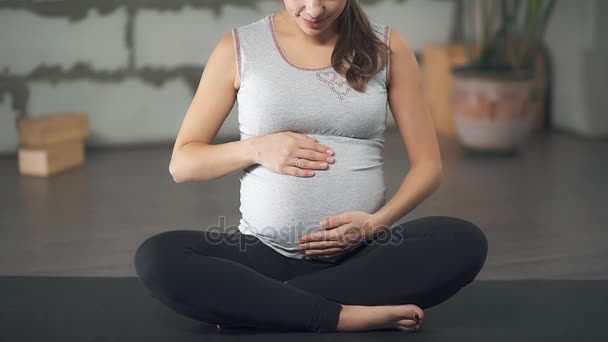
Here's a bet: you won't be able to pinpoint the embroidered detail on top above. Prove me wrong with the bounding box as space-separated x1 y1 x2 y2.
315 69 352 100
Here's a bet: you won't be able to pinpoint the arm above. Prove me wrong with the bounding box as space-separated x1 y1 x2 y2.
169 31 255 183
369 28 444 233
170 139 258 183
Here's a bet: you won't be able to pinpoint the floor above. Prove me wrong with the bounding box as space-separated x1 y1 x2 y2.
3 276 606 341
1 126 607 279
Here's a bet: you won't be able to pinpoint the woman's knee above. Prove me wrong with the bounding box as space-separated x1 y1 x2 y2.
133 230 188 283
437 216 488 274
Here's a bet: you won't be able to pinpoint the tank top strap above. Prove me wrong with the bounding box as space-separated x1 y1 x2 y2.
370 21 391 86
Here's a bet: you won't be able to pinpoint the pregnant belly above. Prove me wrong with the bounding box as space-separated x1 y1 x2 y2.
238 134 387 248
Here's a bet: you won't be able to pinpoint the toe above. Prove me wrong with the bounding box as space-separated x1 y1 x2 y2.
415 308 425 321
406 304 424 322
396 325 418 333
397 318 418 327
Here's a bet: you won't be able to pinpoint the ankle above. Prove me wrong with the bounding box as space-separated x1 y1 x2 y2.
336 304 361 331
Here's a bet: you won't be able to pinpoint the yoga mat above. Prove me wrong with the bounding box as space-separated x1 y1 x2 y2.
1 276 605 342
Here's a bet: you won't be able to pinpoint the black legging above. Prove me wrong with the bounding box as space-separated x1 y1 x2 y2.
133 215 488 333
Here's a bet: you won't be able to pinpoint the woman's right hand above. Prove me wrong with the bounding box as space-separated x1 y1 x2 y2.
252 131 334 177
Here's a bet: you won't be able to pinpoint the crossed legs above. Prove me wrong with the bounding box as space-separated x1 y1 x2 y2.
134 215 488 332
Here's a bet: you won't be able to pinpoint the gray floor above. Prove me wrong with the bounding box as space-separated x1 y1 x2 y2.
3 277 606 341
1 126 607 278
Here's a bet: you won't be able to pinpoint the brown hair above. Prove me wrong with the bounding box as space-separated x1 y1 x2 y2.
333 0 390 91
283 0 390 92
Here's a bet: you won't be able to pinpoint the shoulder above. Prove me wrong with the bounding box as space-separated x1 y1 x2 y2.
386 27 420 91
213 31 237 64
387 27 414 57
200 31 238 90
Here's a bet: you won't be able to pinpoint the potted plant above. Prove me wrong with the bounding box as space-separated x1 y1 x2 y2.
450 0 556 153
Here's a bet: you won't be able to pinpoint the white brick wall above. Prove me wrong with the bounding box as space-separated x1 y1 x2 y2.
27 78 199 145
0 0 457 156
0 7 128 74
0 93 19 155
135 3 278 68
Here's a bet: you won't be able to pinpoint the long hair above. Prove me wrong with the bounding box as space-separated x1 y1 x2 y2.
333 0 390 92
282 0 390 92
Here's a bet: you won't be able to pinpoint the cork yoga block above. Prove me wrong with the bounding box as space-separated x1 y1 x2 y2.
18 112 90 148
18 141 85 177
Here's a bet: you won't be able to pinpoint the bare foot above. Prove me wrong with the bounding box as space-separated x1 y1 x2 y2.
336 303 424 332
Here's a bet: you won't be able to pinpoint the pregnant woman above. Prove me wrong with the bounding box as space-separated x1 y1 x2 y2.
134 0 488 334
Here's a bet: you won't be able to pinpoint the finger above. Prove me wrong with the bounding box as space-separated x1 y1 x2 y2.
320 213 350 229
322 250 347 258
305 247 344 256
299 137 334 156
299 240 343 250
292 156 329 170
296 149 333 164
300 241 343 250
284 166 314 177
299 230 337 243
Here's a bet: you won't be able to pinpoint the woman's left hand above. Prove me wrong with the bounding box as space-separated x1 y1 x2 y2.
298 211 377 258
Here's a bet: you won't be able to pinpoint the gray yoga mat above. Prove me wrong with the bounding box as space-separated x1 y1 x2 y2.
1 276 605 342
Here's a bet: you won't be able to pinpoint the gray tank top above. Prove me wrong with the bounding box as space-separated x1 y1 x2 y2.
232 13 391 262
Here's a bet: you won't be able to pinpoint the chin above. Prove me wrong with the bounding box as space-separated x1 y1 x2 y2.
300 23 326 34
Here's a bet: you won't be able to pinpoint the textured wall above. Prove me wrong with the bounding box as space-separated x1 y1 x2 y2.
0 0 455 155
544 0 608 138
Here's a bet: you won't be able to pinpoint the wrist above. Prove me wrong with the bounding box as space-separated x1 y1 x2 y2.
368 214 392 234
246 136 261 165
